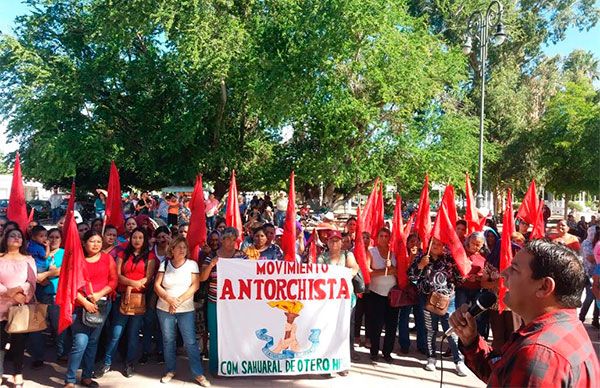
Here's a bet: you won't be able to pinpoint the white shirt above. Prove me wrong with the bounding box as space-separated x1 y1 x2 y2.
275 197 288 211
48 193 63 209
157 259 199 313
368 246 397 297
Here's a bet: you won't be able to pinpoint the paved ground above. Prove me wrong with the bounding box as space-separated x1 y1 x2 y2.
4 315 599 388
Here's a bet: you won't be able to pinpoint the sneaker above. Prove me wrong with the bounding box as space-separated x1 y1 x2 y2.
138 352 149 365
369 354 379 363
337 370 349 377
424 358 437 371
93 364 110 378
455 361 468 377
161 372 175 384
124 364 134 378
194 375 211 387
32 360 44 370
383 354 393 364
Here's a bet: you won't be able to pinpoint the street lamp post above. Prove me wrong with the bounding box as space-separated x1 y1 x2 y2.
462 1 507 208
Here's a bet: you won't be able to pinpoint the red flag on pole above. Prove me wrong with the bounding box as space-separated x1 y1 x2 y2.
354 206 371 285
225 170 243 247
282 171 297 262
465 172 481 234
28 207 34 224
431 186 471 277
530 199 546 240
390 194 411 288
55 213 89 333
187 174 207 258
515 180 539 225
414 174 432 250
362 178 384 244
105 161 124 234
498 188 515 313
7 153 28 232
308 229 318 264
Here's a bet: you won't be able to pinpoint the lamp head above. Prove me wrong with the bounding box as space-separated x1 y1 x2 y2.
492 22 507 46
462 35 473 55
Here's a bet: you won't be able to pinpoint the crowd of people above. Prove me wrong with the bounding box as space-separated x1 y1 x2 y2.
0 190 599 387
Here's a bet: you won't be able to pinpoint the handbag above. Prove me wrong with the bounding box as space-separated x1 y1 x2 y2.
424 291 451 315
388 283 418 308
119 286 147 316
352 270 366 294
82 298 109 328
6 303 48 334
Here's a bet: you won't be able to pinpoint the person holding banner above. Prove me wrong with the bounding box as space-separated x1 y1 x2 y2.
0 228 37 388
64 230 117 388
408 237 468 376
317 230 360 367
153 236 210 386
199 227 248 375
365 228 399 363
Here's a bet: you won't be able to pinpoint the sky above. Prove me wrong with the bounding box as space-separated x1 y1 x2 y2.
0 0 599 154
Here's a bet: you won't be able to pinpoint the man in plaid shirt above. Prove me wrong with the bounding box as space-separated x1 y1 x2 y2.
450 239 599 387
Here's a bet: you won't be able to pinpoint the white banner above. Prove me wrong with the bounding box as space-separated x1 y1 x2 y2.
216 259 352 376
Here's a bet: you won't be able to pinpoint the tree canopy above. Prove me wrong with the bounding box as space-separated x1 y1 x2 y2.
0 0 598 203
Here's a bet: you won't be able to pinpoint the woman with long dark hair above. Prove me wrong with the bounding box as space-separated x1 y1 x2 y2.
96 228 155 378
0 228 36 388
64 230 117 388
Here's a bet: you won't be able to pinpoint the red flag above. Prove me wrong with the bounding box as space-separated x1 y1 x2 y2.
105 161 125 234
225 170 243 246
28 207 34 224
7 153 28 232
431 186 471 277
282 171 297 262
414 174 432 250
307 229 318 264
390 195 411 288
516 180 539 225
530 199 546 240
498 188 515 312
465 172 482 234
354 206 371 285
55 213 89 333
187 174 207 256
362 178 384 244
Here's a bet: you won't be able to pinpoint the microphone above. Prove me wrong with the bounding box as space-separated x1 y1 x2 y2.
444 291 497 336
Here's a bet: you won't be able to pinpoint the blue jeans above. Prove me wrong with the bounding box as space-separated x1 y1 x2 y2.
207 301 218 374
421 295 461 363
103 295 144 366
29 293 68 361
143 295 163 354
157 309 205 378
398 303 427 352
275 211 285 228
51 207 62 224
65 302 111 384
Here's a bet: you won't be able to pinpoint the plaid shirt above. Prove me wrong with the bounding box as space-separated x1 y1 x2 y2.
460 309 599 387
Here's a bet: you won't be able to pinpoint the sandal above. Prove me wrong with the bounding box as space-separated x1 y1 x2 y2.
194 375 211 387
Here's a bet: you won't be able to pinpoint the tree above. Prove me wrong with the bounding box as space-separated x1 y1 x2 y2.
535 79 600 195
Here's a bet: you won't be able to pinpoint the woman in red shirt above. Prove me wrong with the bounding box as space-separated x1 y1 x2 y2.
64 231 117 388
95 228 155 379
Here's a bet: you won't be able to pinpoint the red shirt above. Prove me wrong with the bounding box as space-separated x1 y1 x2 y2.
78 252 118 304
460 252 486 289
460 309 599 387
117 251 156 293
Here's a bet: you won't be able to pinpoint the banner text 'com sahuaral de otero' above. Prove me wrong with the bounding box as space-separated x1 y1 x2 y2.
217 260 352 376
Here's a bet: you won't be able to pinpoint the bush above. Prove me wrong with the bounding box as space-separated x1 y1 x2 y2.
567 201 584 212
